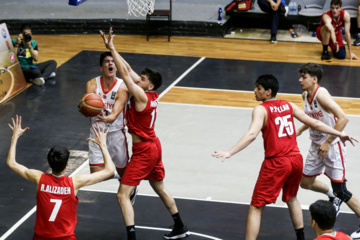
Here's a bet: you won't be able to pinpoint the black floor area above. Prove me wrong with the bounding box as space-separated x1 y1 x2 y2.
1 51 360 239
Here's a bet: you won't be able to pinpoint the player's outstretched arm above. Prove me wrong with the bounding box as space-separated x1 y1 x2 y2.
72 123 114 195
100 28 147 104
7 115 43 184
291 103 358 146
212 105 265 162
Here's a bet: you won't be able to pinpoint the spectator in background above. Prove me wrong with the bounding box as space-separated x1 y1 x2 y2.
353 0 360 46
257 0 287 43
12 24 57 86
316 0 358 61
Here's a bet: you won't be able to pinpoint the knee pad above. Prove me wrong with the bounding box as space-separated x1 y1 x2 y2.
331 181 352 202
334 46 346 59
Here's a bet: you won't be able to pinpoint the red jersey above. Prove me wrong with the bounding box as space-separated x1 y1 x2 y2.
34 174 79 239
126 91 158 141
260 99 300 159
319 9 345 36
314 231 350 239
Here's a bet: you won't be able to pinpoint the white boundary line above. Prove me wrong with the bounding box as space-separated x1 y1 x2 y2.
0 159 90 240
137 226 222 240
158 57 206 100
78 188 354 215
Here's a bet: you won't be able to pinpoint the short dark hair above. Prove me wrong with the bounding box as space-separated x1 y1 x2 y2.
298 63 323 83
141 68 162 91
309 200 336 230
331 0 342 7
255 74 279 97
20 24 31 32
47 146 70 173
99 52 112 66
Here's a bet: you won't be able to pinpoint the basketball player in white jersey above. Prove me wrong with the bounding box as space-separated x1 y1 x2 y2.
86 52 129 178
297 63 360 238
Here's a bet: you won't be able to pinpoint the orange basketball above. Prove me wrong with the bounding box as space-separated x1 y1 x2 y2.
78 93 104 117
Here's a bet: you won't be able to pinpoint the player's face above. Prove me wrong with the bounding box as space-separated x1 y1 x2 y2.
101 56 117 77
330 4 341 18
137 74 154 91
254 84 268 102
299 73 316 90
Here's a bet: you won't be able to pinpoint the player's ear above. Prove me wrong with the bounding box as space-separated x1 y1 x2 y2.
148 83 155 91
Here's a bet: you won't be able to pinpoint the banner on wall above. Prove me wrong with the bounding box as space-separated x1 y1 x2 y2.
0 22 27 104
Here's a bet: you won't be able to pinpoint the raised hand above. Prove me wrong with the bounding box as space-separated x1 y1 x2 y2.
8 115 29 139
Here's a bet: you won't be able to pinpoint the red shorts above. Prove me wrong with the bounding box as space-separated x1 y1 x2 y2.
121 137 165 186
316 26 344 51
251 154 303 207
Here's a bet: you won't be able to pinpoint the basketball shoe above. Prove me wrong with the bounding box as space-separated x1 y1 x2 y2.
321 51 331 61
270 34 277 44
32 77 45 86
351 227 360 239
130 187 138 205
330 197 343 217
163 225 190 239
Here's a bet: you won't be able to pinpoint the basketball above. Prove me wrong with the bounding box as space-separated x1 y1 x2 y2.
78 93 104 117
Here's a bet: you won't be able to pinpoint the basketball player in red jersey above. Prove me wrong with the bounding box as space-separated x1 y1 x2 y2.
317 0 359 61
7 115 114 239
310 200 352 240
212 75 357 240
100 28 189 240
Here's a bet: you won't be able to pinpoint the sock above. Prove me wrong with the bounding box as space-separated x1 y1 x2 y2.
113 169 121 179
295 228 305 240
323 45 328 53
126 225 136 240
172 212 184 228
326 188 336 198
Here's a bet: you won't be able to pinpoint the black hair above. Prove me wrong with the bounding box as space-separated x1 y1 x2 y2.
141 68 162 91
309 200 336 230
331 0 342 7
99 52 112 66
298 63 323 83
255 74 279 97
47 146 70 173
20 24 31 32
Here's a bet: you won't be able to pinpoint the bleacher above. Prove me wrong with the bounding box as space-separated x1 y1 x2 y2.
226 0 358 33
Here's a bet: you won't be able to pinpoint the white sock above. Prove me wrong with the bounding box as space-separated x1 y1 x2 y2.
113 170 121 180
326 187 336 198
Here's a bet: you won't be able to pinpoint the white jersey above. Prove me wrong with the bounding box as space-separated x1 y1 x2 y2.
90 76 125 132
303 86 339 145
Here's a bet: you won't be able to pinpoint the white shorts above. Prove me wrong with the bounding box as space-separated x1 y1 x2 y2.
89 129 129 169
303 141 346 182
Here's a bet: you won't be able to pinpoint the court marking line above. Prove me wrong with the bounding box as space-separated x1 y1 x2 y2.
0 158 89 240
137 226 222 240
79 188 355 215
168 86 360 100
158 57 206 100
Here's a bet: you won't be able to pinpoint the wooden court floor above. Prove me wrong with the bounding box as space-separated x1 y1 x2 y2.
1 34 360 240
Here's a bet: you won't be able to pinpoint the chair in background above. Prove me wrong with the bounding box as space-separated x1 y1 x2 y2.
146 0 172 41
341 0 358 18
298 0 327 17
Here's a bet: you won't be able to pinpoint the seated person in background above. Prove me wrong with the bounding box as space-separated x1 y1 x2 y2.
257 0 286 44
352 0 360 46
316 0 359 61
310 200 352 239
12 24 57 86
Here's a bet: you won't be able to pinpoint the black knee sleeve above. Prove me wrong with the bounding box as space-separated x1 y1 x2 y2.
331 181 352 202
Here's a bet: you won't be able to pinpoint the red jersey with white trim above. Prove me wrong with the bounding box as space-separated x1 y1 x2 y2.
35 174 79 238
126 91 158 141
90 76 125 132
314 231 351 239
303 86 339 145
319 9 345 36
261 99 300 159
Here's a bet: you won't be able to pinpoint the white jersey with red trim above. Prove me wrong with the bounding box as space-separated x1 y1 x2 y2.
304 86 339 145
90 76 125 132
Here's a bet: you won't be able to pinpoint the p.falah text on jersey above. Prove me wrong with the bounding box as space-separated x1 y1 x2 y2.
269 104 290 113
